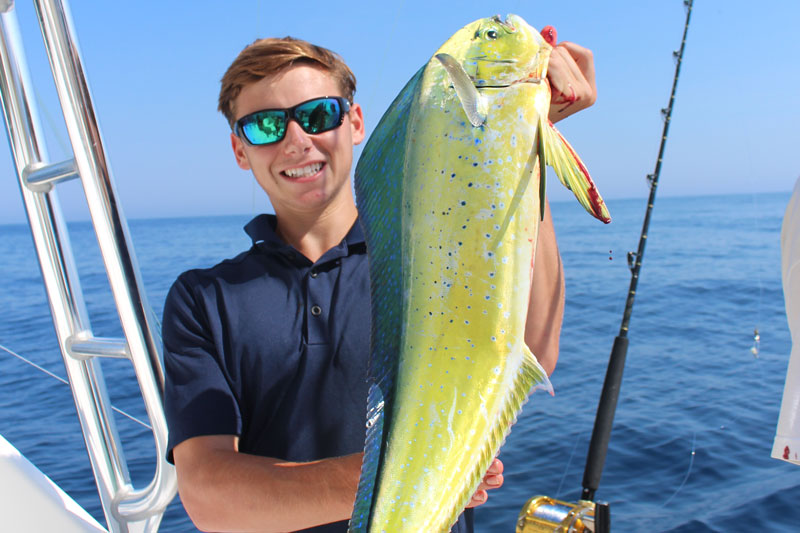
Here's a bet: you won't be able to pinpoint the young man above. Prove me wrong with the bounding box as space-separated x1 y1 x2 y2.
163 35 597 532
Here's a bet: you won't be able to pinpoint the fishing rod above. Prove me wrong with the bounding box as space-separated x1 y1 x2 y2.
580 0 694 505
516 2 692 532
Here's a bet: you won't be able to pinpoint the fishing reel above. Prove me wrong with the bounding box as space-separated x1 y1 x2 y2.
516 496 610 533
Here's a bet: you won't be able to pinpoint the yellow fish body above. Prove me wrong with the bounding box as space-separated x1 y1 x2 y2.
351 14 610 533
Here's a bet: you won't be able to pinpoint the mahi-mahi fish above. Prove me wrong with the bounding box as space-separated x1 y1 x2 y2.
350 14 610 533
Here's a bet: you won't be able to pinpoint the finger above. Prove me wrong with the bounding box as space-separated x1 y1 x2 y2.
548 50 584 106
465 489 488 508
554 42 596 107
546 46 578 99
475 475 503 492
554 47 591 98
553 44 590 87
540 25 557 46
486 457 504 476
558 41 596 89
483 473 504 489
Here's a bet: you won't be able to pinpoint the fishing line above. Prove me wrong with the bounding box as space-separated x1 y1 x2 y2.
252 0 262 217
661 431 696 507
0 341 152 430
658 334 769 505
32 86 70 156
656 341 768 507
555 433 581 498
362 0 406 128
742 92 766 359
748 193 765 359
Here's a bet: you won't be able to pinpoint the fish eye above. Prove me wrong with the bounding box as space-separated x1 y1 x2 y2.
486 29 498 40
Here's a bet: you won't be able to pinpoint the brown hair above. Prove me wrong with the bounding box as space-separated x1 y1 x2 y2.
218 37 357 128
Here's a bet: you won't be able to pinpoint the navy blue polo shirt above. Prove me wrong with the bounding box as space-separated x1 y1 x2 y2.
162 214 473 533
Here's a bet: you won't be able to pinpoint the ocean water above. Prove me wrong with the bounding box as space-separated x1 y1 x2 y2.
1 192 798 532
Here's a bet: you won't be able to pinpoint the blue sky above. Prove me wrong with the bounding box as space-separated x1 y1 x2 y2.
1 0 798 223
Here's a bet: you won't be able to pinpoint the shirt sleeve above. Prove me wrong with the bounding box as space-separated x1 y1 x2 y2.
162 271 241 462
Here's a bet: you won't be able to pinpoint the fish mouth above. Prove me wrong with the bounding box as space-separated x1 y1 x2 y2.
467 59 544 89
469 56 518 65
472 76 545 89
467 56 519 88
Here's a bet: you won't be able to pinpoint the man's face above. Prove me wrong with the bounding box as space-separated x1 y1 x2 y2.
230 65 365 218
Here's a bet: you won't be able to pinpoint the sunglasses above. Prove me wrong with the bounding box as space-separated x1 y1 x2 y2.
233 96 351 146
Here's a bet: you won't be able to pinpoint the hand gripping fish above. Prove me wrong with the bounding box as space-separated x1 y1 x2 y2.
350 14 610 533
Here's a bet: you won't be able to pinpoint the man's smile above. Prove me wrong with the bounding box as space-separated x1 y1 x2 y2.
281 161 324 179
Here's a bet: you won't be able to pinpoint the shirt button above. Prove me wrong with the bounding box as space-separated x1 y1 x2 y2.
311 305 322 316
310 268 318 278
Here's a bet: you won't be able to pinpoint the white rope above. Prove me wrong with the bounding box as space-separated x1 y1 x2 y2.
0 341 68 384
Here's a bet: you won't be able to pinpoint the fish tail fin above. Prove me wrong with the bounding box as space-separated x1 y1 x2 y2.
541 116 611 223
441 345 553 531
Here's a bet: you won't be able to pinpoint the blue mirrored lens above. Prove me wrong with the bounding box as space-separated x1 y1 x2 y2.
295 99 342 134
241 110 286 145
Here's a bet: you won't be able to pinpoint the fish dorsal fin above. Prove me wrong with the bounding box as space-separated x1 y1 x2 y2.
349 65 426 533
435 53 486 127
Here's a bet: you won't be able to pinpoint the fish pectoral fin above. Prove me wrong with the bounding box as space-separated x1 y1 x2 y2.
537 116 547 221
542 119 611 223
435 53 486 127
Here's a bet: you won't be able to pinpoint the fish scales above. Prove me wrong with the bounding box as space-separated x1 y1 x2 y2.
351 14 610 533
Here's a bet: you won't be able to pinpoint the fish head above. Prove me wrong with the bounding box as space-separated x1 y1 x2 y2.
450 14 551 88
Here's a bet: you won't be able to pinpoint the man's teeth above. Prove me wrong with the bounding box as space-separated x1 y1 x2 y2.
284 162 322 178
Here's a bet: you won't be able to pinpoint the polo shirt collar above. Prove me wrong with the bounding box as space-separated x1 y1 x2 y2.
244 214 366 262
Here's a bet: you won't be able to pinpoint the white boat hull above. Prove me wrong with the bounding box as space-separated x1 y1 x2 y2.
0 434 107 532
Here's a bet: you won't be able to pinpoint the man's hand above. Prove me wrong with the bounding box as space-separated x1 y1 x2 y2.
546 39 597 123
466 457 504 508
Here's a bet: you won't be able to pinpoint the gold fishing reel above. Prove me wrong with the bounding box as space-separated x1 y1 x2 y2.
516 496 609 533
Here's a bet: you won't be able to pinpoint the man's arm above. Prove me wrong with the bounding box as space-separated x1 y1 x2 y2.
174 436 504 532
525 202 564 376
174 435 362 533
525 38 597 374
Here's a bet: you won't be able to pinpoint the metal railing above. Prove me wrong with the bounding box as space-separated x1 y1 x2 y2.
0 1 177 531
